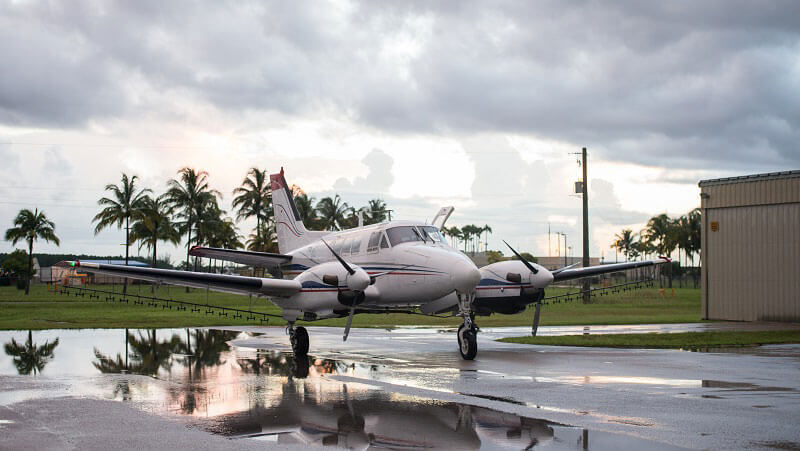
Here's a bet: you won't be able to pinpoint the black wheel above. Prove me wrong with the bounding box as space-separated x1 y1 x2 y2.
457 323 478 360
292 355 310 379
292 326 309 355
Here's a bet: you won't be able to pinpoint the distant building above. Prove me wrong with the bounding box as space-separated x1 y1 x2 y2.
699 170 800 322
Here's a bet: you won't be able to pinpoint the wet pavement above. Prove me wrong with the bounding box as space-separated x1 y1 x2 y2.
1 324 799 449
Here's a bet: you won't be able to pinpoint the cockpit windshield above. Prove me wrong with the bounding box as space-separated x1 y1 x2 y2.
386 225 446 246
386 226 424 246
419 226 446 243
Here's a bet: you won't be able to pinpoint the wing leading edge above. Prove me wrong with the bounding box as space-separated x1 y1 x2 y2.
72 261 300 297
551 258 669 283
188 246 292 268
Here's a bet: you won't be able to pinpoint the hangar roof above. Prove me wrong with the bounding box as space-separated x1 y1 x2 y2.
699 170 800 187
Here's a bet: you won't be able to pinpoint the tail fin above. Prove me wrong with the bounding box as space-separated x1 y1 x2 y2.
270 168 318 253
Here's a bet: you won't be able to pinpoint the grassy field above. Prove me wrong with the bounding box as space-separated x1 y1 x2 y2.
499 330 800 349
0 283 702 330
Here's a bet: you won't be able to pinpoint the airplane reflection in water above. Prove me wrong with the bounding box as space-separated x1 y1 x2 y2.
2 329 679 450
90 329 558 448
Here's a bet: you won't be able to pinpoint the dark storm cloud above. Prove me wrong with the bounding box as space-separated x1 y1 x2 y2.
1 1 798 169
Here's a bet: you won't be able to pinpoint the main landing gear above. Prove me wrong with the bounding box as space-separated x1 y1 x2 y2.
457 293 478 360
287 322 309 355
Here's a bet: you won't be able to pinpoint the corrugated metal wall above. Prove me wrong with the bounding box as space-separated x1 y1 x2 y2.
701 174 800 321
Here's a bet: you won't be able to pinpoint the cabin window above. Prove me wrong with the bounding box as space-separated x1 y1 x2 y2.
340 237 354 255
386 226 424 246
367 231 381 253
380 234 390 248
329 239 341 255
349 237 362 254
419 226 446 243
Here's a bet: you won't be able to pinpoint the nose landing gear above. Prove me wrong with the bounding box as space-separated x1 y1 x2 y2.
457 293 478 360
287 322 309 355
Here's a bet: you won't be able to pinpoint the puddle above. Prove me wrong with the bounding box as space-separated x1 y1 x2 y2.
701 380 796 392
1 328 684 449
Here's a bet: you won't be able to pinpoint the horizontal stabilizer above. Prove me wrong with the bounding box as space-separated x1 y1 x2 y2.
71 261 300 297
189 246 291 268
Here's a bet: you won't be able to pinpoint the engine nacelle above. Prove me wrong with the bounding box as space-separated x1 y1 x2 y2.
281 262 372 318
473 260 549 315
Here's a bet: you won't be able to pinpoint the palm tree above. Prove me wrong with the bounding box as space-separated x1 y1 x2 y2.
93 174 151 266
247 223 278 251
674 214 692 268
461 224 481 254
316 195 350 231
341 206 361 229
686 208 701 266
195 203 242 272
644 214 679 287
442 226 462 248
124 329 183 377
4 330 59 375
686 208 701 287
5 208 60 295
130 194 180 268
166 168 221 274
611 229 637 262
232 168 272 244
194 199 225 248
481 224 493 252
365 199 389 225
644 214 676 256
292 190 322 230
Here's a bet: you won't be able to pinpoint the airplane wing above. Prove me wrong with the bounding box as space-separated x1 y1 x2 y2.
552 258 669 283
71 261 300 297
188 246 292 268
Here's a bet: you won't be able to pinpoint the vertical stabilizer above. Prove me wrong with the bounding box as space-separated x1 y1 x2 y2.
270 168 317 253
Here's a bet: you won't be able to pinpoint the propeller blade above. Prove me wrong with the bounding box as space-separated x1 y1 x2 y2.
551 262 579 275
322 239 356 275
503 240 538 274
343 304 356 341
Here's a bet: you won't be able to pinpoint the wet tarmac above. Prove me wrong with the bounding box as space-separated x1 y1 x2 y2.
1 325 799 449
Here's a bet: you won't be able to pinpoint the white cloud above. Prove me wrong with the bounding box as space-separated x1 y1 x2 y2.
1 1 797 259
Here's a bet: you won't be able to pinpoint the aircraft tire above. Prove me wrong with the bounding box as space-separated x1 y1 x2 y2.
292 326 309 355
458 324 478 360
292 354 310 378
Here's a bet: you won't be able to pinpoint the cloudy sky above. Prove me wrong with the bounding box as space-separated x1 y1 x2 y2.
1 0 798 263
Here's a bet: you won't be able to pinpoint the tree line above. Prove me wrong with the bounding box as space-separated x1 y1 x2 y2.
2 167 392 294
610 208 701 287
440 224 492 254
610 208 701 267
91 168 392 273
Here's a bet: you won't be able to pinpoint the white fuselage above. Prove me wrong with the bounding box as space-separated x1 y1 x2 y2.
272 220 480 315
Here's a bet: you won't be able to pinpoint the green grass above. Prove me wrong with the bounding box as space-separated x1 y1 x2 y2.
498 330 800 349
0 283 701 330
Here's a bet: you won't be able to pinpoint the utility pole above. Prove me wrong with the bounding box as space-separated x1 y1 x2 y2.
581 147 590 304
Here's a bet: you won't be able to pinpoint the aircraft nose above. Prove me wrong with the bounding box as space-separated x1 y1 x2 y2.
451 258 481 294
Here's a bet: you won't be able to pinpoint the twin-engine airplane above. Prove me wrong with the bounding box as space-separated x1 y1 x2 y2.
73 169 667 360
